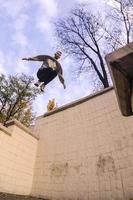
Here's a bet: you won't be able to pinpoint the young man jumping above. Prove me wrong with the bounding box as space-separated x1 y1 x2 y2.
22 51 66 92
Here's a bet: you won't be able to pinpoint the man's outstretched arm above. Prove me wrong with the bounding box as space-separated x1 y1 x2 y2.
22 55 47 61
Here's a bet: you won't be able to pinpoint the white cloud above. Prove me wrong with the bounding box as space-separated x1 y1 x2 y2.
0 51 7 74
0 50 31 75
12 32 28 47
0 1 29 48
76 0 104 3
0 0 29 18
36 0 58 17
11 13 29 48
76 0 90 2
13 14 29 31
36 16 53 33
33 94 47 116
34 0 59 42
14 59 30 74
103 0 117 7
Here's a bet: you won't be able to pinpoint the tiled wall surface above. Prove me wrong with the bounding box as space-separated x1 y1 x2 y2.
32 89 133 200
0 121 38 195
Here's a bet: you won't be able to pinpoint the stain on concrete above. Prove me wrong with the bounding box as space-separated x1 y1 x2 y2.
50 162 68 177
73 164 81 174
97 155 116 175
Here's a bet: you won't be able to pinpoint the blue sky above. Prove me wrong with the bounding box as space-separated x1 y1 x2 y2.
0 0 108 116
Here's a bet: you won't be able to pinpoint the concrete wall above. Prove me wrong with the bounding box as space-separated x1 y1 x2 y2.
0 119 38 195
32 88 133 200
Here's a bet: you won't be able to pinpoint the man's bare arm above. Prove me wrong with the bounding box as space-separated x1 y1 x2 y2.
58 73 66 89
22 55 47 62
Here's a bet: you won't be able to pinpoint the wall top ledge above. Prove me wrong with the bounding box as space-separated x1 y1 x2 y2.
37 87 114 119
0 123 12 136
5 119 39 140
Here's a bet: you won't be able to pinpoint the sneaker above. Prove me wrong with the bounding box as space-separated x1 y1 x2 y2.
40 83 45 92
34 83 39 87
34 81 41 87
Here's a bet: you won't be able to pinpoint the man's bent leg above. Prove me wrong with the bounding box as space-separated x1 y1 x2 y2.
44 69 57 85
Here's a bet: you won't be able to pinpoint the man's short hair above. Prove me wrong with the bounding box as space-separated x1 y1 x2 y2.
55 51 62 56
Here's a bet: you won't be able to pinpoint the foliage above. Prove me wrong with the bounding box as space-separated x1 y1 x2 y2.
0 74 40 127
47 99 57 111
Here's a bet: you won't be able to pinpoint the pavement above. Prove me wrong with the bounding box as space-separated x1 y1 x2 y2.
0 193 47 200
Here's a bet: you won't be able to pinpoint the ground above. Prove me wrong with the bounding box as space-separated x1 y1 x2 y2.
0 193 47 200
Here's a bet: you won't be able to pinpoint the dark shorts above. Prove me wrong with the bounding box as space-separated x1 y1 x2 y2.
37 68 57 85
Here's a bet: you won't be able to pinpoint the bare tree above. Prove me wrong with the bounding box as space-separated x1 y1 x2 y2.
55 6 109 89
104 0 133 48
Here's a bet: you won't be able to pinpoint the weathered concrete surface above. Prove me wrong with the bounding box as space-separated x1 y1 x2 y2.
0 120 38 195
105 42 133 116
32 88 133 200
